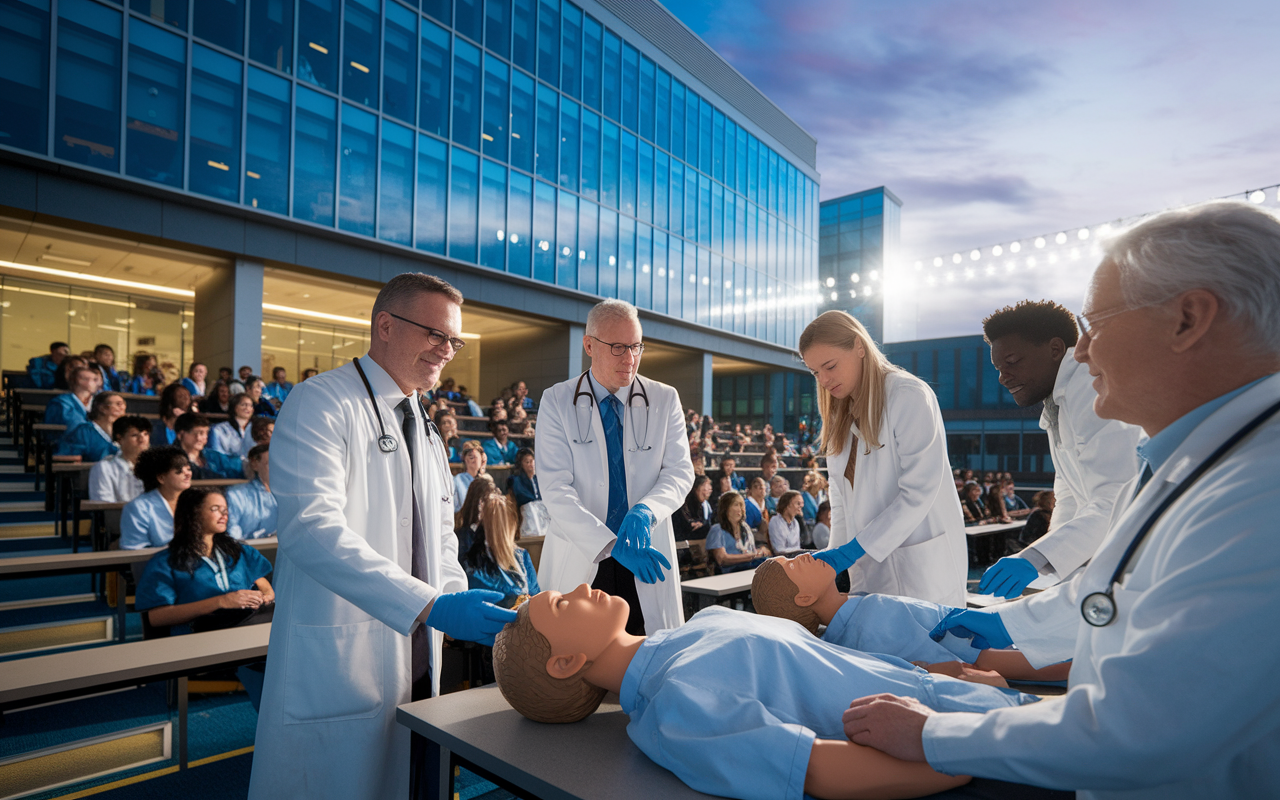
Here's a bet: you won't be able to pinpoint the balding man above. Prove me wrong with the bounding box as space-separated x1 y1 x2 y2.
844 201 1280 799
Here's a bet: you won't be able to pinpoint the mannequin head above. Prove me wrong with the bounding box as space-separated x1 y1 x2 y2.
750 555 837 635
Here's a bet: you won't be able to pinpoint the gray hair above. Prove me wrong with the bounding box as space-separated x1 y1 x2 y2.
371 273 463 328
1103 200 1280 355
585 299 639 337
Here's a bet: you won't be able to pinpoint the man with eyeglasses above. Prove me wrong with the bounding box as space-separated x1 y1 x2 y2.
535 299 695 636
250 273 516 800
976 300 1143 599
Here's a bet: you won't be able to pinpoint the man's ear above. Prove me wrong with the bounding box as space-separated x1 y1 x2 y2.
546 652 589 679
794 592 818 608
1170 289 1219 354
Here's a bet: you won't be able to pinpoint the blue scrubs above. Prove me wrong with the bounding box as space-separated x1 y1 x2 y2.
621 607 1035 800
55 421 118 461
822 594 985 665
27 356 58 389
453 471 477 512
262 381 292 404
125 376 156 395
226 477 278 539
704 523 764 573
120 489 175 549
463 546 538 607
744 498 763 529
135 544 273 634
508 474 541 507
802 491 819 523
482 437 519 465
196 448 245 480
43 394 89 445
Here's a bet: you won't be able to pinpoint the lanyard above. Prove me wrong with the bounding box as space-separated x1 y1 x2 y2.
202 549 230 592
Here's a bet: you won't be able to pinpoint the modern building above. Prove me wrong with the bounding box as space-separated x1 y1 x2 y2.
818 186 901 344
0 0 821 412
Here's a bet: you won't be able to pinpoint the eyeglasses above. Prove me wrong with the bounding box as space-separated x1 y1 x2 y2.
590 335 645 357
1077 300 1163 335
387 312 467 351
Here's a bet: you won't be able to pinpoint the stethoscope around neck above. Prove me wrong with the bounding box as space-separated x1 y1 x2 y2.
572 371 652 451
1080 396 1280 627
352 356 439 454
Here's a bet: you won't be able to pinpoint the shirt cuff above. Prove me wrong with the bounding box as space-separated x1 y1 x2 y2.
1021 547 1051 573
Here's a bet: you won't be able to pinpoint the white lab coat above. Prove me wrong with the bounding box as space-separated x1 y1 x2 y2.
923 373 1280 799
1026 351 1143 579
535 372 694 634
248 355 467 800
824 370 967 607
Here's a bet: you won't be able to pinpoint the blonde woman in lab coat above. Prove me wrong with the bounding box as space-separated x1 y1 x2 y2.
800 311 967 606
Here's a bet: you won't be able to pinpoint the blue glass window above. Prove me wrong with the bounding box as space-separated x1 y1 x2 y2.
581 15 601 111
55 0 120 170
558 99 579 190
651 231 667 313
696 247 709 326
708 255 721 329
419 20 450 137
379 120 414 245
698 98 713 177
667 237 682 316
249 0 292 72
600 119 619 209
2 0 50 155
480 158 507 269
126 20 186 187
482 55 509 161
511 0 535 73
620 131 636 216
245 66 290 213
556 190 577 288
533 180 556 283
534 83 558 183
423 0 450 24
621 42 638 132
733 191 745 261
683 242 697 320
509 70 535 172
194 0 243 52
343 0 380 107
684 167 697 238
338 104 376 236
416 134 448 253
602 29 620 121
507 171 533 276
724 118 736 191
735 126 748 194
536 0 558 86
636 223 652 310
733 262 746 334
559 2 581 100
455 0 482 42
637 141 653 224
452 39 482 151
130 0 184 31
449 147 480 261
293 86 337 225
669 160 683 237
654 68 670 154
485 0 510 58
189 46 242 202
684 89 699 170
711 181 722 253
711 108 724 182
617 214 635 303
652 150 668 231
577 199 597 293
297 0 338 90
383 1 417 123
670 79 684 161
639 56 655 143
747 135 758 204
597 207 617 297
580 109 600 201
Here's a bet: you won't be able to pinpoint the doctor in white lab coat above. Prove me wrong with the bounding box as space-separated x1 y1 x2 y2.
249 274 515 800
535 299 694 635
843 200 1280 800
800 310 967 607
978 300 1143 598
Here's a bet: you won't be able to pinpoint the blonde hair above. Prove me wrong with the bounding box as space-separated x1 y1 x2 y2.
798 310 901 457
480 494 522 576
455 473 497 529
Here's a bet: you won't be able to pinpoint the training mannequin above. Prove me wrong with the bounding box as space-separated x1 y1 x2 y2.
494 585 1042 800
751 556 1070 682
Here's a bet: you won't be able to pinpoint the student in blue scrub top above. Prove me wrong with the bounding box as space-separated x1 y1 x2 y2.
245 378 277 418
27 341 69 389
43 366 100 446
226 445 277 539
262 367 293 408
434 408 462 462
704 491 771 573
92 344 124 392
453 440 488 512
175 413 245 480
120 447 193 549
56 392 126 462
180 362 209 399
460 494 538 608
150 383 192 447
209 394 255 456
481 420 519 465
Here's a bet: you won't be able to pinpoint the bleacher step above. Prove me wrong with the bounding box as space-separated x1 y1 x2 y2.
0 722 170 800
0 592 97 612
0 615 115 656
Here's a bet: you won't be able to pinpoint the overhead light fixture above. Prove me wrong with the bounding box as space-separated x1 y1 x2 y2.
2 259 195 297
350 61 369 73
207 160 229 171
38 254 93 267
310 42 329 54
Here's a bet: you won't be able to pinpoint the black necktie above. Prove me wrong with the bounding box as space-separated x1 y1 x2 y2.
398 397 432 696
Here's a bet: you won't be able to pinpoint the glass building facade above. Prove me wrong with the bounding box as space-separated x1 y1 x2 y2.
818 187 901 344
0 0 820 347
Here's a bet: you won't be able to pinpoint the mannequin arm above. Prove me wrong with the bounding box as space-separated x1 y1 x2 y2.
804 739 968 799
973 649 1071 682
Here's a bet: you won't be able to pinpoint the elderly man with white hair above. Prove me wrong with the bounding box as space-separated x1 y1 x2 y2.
534 299 695 636
842 200 1280 799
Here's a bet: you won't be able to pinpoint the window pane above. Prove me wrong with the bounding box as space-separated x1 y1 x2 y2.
670 79 684 161
194 0 243 53
338 104 376 235
602 29 619 121
654 67 669 153
684 166 696 237
708 254 720 329
639 55 654 142
652 230 667 313
533 179 556 283
684 89 698 169
508 171 532 275
534 83 557 183
637 140 652 224
130 0 184 31
636 222 651 309
558 98 578 190
245 66 290 212
55 0 120 171
711 181 722 253
747 134 758 204
419 20 449 137
480 158 507 269
511 0 535 73
724 118 736 191
481 54 508 161
617 213 634 303
294 86 337 225
580 109 599 201
2 0 51 155
423 0 449 24
620 42 637 132
248 0 292 72
383 1 417 123
379 120 414 244
699 98 712 177
449 147 479 261
682 241 696 320
298 0 339 90
126 20 186 187
190 45 241 202
711 108 724 182
452 39 481 150
619 131 636 216
455 0 481 42
735 126 747 195
652 149 667 230
415 133 447 253
559 1 580 100
597 206 616 297
509 70 534 172
343 0 380 107
581 14 600 112
669 159 683 237
577 199 596 293
556 189 576 288
484 0 509 58
536 0 558 86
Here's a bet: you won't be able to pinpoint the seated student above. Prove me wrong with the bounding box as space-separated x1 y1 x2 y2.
300 367 318 381
768 490 805 554
506 447 550 537
121 446 192 549
199 381 232 415
672 474 712 543
960 482 992 525
453 440 488 513
226 445 276 539
705 491 772 573
455 474 499 556
508 402 531 436
175 413 245 480
180 362 208 399
434 408 462 462
743 476 767 531
983 481 1013 524
91 344 124 392
209 393 255 455
125 353 158 395
262 367 292 409
801 472 826 525
245 415 274 458
811 501 832 550
56 391 126 461
1000 478 1031 519
493 588 1039 800
765 474 789 514
1017 490 1055 550
716 456 746 492
461 494 539 608
482 419 519 466
90 415 150 502
43 366 100 445
52 354 88 391
27 341 70 389
244 377 276 418
151 383 192 447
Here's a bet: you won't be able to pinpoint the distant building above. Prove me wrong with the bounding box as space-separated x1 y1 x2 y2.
818 187 902 344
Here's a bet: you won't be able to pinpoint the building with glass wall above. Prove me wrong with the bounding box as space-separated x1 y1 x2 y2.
818 187 900 344
0 0 821 392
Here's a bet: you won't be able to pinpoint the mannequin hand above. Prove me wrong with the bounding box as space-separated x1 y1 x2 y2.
426 590 519 646
928 608 1013 651
978 557 1040 598
813 538 866 574
618 504 655 550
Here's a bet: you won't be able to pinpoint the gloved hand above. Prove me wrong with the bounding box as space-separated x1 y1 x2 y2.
978 556 1040 598
426 589 519 646
813 538 866 574
928 608 1013 651
613 504 670 584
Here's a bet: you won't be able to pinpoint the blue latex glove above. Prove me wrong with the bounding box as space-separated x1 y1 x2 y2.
978 556 1040 598
813 538 866 574
426 589 519 647
928 608 1013 651
613 503 670 584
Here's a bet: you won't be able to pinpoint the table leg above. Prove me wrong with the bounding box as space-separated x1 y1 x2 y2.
177 676 188 770
117 571 127 642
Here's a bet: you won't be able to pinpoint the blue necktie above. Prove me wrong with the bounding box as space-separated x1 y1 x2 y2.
600 394 629 534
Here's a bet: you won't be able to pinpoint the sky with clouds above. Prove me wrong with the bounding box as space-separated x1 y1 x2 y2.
661 0 1280 339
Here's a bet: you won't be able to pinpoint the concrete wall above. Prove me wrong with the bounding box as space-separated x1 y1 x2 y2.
477 325 575 406
194 259 263 377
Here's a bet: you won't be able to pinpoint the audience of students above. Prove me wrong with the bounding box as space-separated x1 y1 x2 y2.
89 416 150 502
460 494 539 608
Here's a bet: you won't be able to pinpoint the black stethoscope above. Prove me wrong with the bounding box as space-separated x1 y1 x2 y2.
353 356 441 454
1080 396 1280 627
571 371 652 451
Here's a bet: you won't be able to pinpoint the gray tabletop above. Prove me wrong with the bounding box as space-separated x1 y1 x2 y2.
397 685 716 800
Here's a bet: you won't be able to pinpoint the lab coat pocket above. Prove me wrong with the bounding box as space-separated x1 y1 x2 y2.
283 620 384 724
